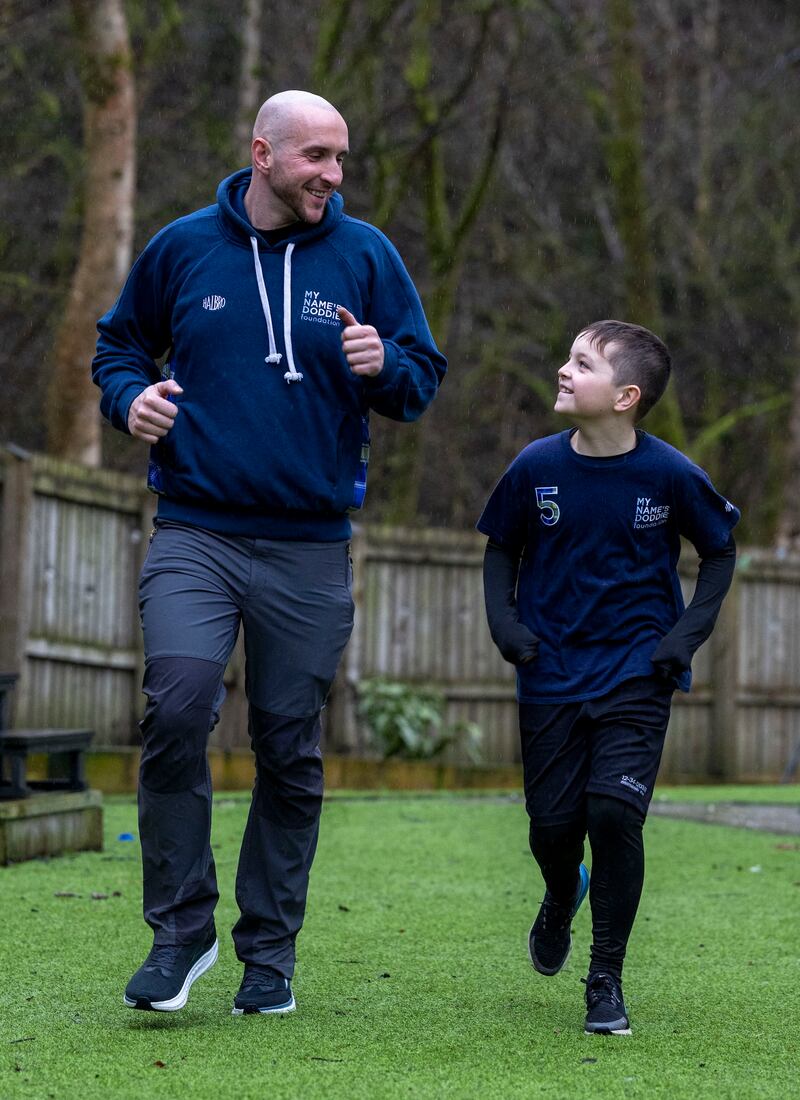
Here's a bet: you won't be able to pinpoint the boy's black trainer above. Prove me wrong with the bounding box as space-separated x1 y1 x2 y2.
232 965 296 1015
528 863 590 975
583 971 632 1035
123 932 218 1011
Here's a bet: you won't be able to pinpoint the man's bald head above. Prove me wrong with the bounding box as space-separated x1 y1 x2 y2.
253 91 344 148
245 90 349 229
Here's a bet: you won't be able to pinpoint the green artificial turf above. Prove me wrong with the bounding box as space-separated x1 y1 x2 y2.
1 791 798 1100
654 784 800 805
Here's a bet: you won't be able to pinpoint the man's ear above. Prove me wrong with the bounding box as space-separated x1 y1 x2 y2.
252 137 272 175
615 384 641 414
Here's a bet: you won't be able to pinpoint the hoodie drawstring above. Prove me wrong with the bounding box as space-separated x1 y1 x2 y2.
250 237 303 383
281 244 302 383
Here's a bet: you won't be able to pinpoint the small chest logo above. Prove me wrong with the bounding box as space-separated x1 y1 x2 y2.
634 497 670 529
302 289 340 326
202 294 226 311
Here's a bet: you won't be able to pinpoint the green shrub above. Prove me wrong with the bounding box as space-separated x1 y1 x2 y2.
357 677 482 763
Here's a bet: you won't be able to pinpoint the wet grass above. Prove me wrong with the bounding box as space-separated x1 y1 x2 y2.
1 790 797 1099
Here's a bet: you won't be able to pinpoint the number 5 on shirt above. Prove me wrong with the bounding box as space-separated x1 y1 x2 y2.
535 486 560 526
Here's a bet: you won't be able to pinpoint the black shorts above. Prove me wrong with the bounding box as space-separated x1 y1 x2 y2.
518 675 673 826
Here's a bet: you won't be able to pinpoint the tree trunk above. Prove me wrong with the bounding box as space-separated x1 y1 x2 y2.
605 0 686 449
775 324 800 551
45 0 136 467
234 0 264 163
382 2 516 525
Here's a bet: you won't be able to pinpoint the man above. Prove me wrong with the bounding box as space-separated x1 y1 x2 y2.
92 90 446 1017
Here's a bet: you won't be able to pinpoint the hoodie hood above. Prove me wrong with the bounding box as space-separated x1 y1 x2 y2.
216 167 345 249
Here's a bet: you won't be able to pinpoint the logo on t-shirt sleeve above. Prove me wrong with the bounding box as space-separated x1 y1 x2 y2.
634 497 670 529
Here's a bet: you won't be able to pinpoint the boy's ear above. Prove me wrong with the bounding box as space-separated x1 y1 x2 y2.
615 384 641 414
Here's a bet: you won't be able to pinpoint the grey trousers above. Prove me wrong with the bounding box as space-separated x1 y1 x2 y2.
137 520 354 976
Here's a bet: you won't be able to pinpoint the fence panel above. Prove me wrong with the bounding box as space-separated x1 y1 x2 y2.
0 451 149 745
327 526 519 766
3 451 800 781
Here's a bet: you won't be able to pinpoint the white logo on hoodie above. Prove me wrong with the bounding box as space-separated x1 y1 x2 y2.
302 289 340 326
203 295 226 311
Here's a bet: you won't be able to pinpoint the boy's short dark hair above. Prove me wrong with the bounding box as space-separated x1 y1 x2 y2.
580 320 672 420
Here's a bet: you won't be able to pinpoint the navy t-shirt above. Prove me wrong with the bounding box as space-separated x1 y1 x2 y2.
477 429 740 703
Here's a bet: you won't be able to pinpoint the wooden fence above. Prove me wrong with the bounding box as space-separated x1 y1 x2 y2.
1 447 798 782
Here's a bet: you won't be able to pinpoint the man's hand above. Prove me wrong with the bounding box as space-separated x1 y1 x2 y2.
127 379 183 443
337 306 384 377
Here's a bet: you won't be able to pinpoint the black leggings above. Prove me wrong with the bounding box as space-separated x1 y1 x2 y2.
528 794 645 979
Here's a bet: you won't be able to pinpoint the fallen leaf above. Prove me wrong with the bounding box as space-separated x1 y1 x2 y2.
91 893 109 901
338 904 350 912
54 892 80 898
153 1060 166 1069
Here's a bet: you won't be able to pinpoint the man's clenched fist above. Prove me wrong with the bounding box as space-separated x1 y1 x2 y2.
128 379 183 443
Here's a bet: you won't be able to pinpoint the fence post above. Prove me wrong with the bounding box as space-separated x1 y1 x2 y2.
708 568 740 780
0 449 35 723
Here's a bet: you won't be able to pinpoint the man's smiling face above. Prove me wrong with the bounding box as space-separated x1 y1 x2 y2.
264 107 349 225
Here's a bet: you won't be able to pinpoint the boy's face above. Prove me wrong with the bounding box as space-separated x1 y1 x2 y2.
554 333 634 420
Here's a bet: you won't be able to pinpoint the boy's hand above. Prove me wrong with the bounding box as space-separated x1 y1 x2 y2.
651 632 691 681
493 623 540 666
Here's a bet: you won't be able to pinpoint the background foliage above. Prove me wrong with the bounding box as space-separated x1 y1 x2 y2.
2 0 800 540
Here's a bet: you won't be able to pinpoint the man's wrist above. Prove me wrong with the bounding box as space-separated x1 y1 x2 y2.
363 341 397 388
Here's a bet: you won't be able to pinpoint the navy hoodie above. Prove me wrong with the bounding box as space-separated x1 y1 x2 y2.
92 168 447 539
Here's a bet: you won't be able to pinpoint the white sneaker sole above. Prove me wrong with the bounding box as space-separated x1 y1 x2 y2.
585 1025 632 1037
231 994 296 1016
123 939 219 1012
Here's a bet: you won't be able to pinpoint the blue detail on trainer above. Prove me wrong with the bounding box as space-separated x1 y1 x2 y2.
575 863 590 911
528 862 590 976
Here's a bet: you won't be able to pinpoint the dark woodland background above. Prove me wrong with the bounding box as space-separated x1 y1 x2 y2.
2 0 800 542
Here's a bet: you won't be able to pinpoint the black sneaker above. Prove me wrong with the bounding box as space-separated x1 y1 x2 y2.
232 965 296 1016
583 971 632 1035
123 933 218 1012
528 863 590 975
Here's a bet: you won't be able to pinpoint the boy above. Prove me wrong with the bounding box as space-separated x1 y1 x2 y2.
477 320 738 1035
